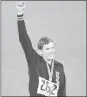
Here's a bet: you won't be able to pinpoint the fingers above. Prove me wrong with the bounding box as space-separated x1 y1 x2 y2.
16 1 26 15
16 1 26 10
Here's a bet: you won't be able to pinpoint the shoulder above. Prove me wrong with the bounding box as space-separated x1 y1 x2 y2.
54 60 64 70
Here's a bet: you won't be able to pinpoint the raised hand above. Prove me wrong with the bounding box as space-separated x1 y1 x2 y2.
16 1 26 15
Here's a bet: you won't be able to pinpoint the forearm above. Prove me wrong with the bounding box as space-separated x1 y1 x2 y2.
17 14 35 65
17 14 32 47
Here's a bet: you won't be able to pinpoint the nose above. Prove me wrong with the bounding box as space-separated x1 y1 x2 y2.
50 48 55 53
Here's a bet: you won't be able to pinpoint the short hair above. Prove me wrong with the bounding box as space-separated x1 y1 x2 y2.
38 37 54 50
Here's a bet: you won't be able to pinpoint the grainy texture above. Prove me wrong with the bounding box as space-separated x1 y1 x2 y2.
1 1 86 96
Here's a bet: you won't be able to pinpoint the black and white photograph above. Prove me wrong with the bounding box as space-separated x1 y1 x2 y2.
1 1 86 96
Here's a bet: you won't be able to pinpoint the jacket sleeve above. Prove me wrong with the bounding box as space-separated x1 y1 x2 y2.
58 64 66 96
17 15 38 68
60 73 66 96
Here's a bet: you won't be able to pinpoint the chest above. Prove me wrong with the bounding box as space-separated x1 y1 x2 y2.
36 62 61 96
36 61 60 84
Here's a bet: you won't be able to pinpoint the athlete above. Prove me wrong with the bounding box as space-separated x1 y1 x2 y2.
16 1 66 96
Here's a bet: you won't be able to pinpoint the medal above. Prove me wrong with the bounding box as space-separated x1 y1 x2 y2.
46 60 54 96
46 60 54 82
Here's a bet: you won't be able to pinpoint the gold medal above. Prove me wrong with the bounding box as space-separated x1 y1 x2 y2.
42 59 54 96
46 60 54 82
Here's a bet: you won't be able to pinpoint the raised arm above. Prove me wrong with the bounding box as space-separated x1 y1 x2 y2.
16 2 38 67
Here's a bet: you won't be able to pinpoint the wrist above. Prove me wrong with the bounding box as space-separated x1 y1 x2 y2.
17 9 24 15
17 14 24 20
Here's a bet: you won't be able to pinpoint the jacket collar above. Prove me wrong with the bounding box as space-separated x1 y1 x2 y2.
40 55 56 65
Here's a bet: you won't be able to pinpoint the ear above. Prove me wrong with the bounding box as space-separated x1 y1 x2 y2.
38 49 43 56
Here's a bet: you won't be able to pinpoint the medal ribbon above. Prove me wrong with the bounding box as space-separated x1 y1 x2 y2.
46 60 54 96
46 60 54 82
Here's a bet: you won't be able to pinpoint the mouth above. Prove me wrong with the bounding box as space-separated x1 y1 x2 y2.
50 53 54 55
49 54 54 57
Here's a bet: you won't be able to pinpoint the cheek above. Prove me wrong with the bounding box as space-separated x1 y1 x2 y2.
53 48 56 52
53 49 55 53
51 49 55 53
45 52 49 56
43 51 50 56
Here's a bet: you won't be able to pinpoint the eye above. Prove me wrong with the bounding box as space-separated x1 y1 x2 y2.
52 46 54 49
46 48 49 50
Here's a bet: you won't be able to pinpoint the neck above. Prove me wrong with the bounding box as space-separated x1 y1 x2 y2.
42 56 53 65
47 60 52 65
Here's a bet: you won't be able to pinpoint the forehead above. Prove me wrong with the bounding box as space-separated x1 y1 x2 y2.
43 42 55 49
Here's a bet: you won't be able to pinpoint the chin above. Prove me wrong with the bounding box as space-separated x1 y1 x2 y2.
48 57 54 60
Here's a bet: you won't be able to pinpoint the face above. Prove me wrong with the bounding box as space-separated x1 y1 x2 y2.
41 42 55 61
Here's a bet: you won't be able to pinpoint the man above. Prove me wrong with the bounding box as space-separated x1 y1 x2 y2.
16 1 66 96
